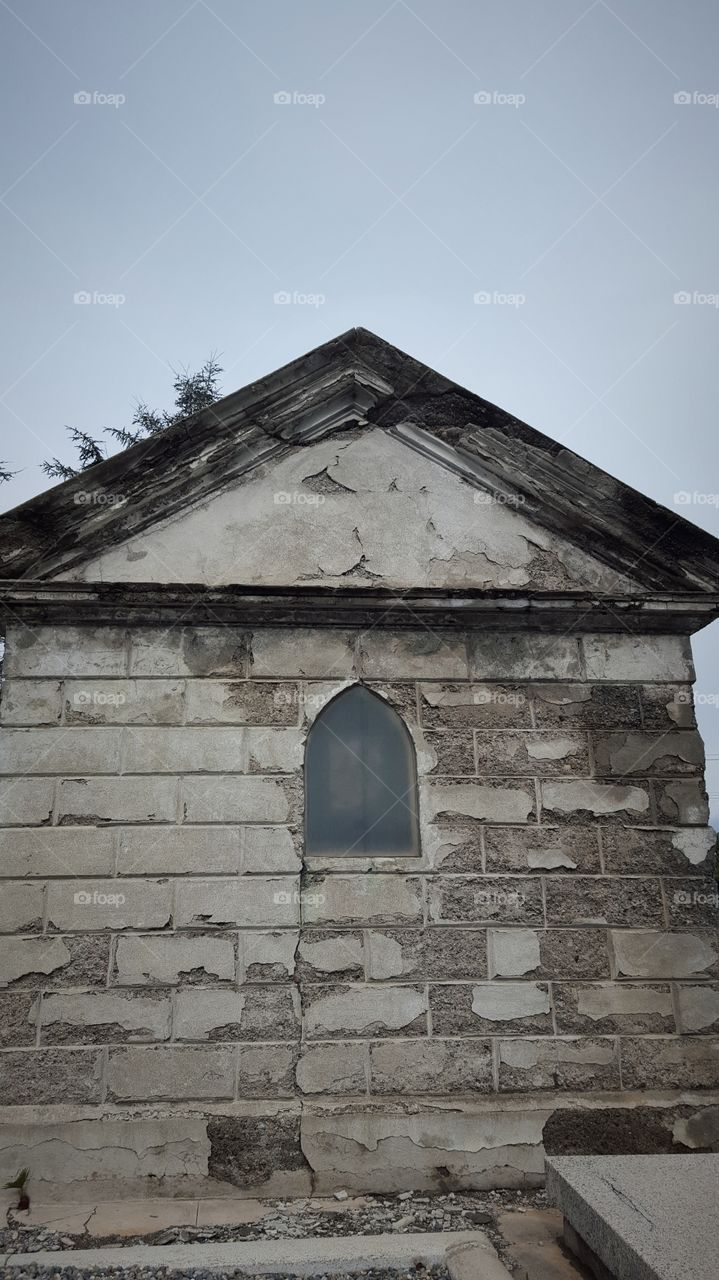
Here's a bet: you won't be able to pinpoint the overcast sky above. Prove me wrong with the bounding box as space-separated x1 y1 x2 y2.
1 0 717 815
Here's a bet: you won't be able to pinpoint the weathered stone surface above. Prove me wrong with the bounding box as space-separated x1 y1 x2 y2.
366 928 487 981
119 727 303 774
302 875 422 927
474 731 590 776
422 731 475 775
181 776 296 823
470 634 581 681
117 826 242 875
419 684 530 729
675 983 719 1033
611 929 719 979
430 981 552 1035
174 877 299 928
0 882 44 933
582 634 694 682
640 683 697 729
47 879 172 932
592 730 704 776
185 680 299 726
498 1037 620 1091
114 933 236 985
620 1035 719 1089
37 991 171 1043
540 930 612 979
369 1038 493 1094
0 680 62 726
242 930 299 981
673 1106 719 1149
531 683 642 730
0 1115 209 1184
304 984 427 1038
359 631 468 680
0 935 109 987
0 1048 103 1103
0 828 115 877
541 780 650 822
129 627 250 677
174 986 300 1041
0 778 54 826
488 928 541 978
424 824 483 872
553 982 674 1034
428 876 542 925
208 1113 309 1192
107 1045 235 1100
1 727 123 775
0 993 37 1046
4 625 128 677
666 879 719 928
544 877 664 927
242 826 301 873
657 780 710 825
56 777 177 824
602 826 716 875
64 680 184 725
484 826 600 873
297 932 364 981
296 1042 367 1095
251 629 357 678
237 1043 299 1097
423 781 536 824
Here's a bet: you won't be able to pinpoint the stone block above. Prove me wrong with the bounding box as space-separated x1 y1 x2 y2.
592 730 704 776
0 680 62 725
657 780 710 825
296 1042 368 1094
0 828 115 878
422 732 475 775
0 1115 209 1185
539 930 612 979
114 933 236 985
251 629 357 678
0 1048 103 1103
620 1035 719 1089
541 780 650 822
484 826 600 873
611 929 719 979
304 984 427 1038
0 935 109 987
422 780 536 824
301 875 422 927
553 982 674 1033
359 630 468 679
498 1037 619 1091
47 878 172 931
423 824 483 872
369 1038 493 1094
237 1043 299 1097
64 680 184 725
666 879 719 927
208 1112 309 1193
0 778 54 826
582 634 694 682
430 981 552 1034
544 877 664 927
174 877 300 928
182 776 296 823
428 876 542 925
602 826 716 875
488 928 541 978
640 683 697 729
366 928 487 981
470 633 581 681
0 993 37 1046
129 626 250 677
119 727 303 774
4 625 128 677
56 776 177 824
675 983 719 1033
474 731 590 776
242 827 301 873
419 683 530 729
0 727 123 775
0 882 44 933
242 930 299 981
106 1045 235 1100
531 683 642 730
297 932 364 981
37 991 171 1043
117 827 242 875
185 680 299 726
174 986 299 1041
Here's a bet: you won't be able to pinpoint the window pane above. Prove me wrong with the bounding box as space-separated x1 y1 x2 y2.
305 685 420 857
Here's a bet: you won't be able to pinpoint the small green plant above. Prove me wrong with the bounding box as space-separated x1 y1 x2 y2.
4 1168 30 1211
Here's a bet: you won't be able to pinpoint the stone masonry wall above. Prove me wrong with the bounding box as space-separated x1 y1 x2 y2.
0 622 718 1193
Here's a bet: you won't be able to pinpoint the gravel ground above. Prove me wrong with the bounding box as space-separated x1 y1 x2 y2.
2 1265 451 1280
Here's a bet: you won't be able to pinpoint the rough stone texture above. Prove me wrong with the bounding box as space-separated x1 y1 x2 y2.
304 984 427 1038
541 780 651 822
114 933 236 985
296 1042 368 1095
474 731 590 776
498 1038 620 1092
430 982 552 1035
208 1112 309 1192
602 826 715 875
582 634 694 682
544 877 664 927
592 730 704 776
0 935 110 987
236 1043 299 1097
36 990 172 1043
620 1036 719 1089
470 634 582 681
553 983 674 1034
423 780 536 824
0 828 115 877
0 1049 103 1103
366 928 487 980
174 877 300 928
369 1038 493 1094
106 1045 236 1100
185 680 300 726
174 986 300 1041
611 930 719 979
428 876 543 925
675 983 719 1033
419 683 531 729
302 875 422 927
484 826 600 873
0 993 37 1046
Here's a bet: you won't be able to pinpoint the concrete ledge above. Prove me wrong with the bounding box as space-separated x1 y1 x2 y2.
1 1229 510 1275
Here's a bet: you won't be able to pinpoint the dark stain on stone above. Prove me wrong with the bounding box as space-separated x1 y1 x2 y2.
543 1106 706 1156
208 1114 308 1186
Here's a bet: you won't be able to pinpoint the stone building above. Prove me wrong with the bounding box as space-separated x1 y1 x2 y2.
1 327 718 1199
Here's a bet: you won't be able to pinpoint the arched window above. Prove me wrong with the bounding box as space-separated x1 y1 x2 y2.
305 685 420 858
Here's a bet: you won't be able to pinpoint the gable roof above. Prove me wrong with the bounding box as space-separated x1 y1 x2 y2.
1 326 718 597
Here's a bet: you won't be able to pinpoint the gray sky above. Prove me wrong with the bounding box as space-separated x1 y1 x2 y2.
1 0 718 815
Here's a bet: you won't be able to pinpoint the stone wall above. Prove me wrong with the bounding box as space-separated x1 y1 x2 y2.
1 622 718 1195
